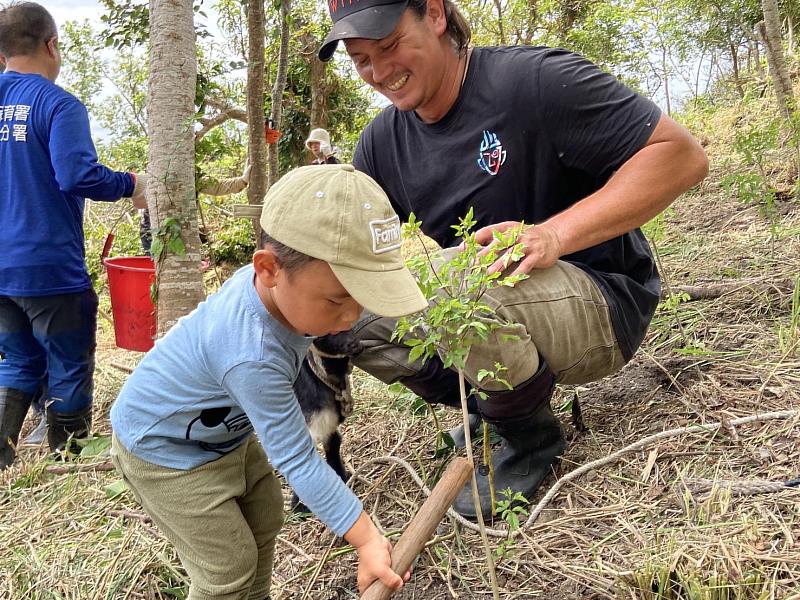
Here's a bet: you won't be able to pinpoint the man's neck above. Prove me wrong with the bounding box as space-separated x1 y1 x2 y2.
4 55 53 81
415 46 471 124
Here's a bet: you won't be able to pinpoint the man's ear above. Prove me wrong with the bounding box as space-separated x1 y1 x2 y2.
427 0 447 36
45 37 58 59
253 248 281 288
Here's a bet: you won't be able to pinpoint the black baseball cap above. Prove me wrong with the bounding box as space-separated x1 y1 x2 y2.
318 0 409 62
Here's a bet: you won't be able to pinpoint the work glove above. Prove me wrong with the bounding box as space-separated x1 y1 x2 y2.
130 172 148 209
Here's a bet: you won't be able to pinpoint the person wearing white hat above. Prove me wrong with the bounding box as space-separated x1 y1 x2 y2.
305 127 340 165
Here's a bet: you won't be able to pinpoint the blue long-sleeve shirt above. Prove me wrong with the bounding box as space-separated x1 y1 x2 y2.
0 71 134 296
110 265 363 537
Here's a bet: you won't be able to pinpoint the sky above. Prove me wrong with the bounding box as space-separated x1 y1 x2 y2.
44 0 104 29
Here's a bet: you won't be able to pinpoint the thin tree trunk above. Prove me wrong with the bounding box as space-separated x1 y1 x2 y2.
246 0 267 239
661 46 671 116
758 0 795 120
729 42 745 98
752 39 766 80
147 0 204 333
267 0 291 188
492 0 505 45
309 51 328 129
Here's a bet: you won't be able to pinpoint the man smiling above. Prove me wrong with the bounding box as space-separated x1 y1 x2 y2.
320 0 709 520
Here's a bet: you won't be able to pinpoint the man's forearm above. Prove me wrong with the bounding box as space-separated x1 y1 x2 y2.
543 115 708 257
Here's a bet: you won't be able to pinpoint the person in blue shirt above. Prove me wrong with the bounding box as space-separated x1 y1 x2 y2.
111 164 424 599
0 1 147 469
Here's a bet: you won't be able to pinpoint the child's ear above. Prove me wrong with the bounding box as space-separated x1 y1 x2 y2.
253 248 281 287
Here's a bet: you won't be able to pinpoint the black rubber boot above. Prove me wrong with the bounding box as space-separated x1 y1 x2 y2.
47 406 92 454
0 387 34 470
399 356 479 413
400 356 482 447
21 384 48 447
452 361 566 521
447 413 483 449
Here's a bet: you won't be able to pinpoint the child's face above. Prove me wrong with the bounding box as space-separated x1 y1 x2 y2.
254 251 363 337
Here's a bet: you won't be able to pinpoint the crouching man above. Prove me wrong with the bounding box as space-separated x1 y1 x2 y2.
318 0 708 519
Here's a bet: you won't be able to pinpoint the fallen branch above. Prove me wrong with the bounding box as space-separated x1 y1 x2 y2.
106 509 153 525
45 461 115 475
519 409 800 536
352 409 800 539
665 277 795 301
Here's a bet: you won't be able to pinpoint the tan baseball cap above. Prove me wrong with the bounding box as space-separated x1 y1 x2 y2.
260 164 427 318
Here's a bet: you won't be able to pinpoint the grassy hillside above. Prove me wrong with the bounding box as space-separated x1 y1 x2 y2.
1 96 799 599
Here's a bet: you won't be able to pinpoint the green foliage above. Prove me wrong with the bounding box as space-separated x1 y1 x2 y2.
777 275 800 356
78 435 113 458
659 291 691 313
98 0 210 50
493 488 528 561
208 214 256 266
59 21 104 112
719 119 781 242
394 209 527 373
150 217 187 262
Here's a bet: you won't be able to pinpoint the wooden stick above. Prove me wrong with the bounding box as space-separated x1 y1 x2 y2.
361 457 473 600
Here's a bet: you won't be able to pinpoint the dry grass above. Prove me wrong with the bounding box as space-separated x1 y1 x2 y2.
2 162 800 599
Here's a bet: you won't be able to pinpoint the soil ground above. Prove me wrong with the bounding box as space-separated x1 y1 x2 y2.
1 173 799 599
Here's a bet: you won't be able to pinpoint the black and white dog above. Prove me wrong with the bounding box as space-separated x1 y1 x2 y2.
291 331 364 513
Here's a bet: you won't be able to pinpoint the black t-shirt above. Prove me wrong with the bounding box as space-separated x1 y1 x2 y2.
353 46 663 360
313 156 341 165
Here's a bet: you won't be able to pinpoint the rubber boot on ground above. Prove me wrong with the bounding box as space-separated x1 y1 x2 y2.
452 360 566 521
399 357 481 447
47 406 92 455
21 385 48 447
0 387 34 470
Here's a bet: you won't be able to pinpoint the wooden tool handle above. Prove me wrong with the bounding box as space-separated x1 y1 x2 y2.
361 457 473 600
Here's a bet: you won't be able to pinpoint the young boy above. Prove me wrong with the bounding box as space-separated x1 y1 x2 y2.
110 164 426 599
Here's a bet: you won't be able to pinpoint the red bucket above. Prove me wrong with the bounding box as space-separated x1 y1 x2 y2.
103 256 156 352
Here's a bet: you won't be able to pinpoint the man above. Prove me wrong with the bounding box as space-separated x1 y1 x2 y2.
0 1 146 469
319 0 708 520
305 127 340 165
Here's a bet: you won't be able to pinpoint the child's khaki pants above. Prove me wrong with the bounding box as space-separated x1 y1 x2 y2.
111 433 284 600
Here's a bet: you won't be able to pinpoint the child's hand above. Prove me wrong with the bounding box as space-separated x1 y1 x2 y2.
355 534 403 593
344 512 412 593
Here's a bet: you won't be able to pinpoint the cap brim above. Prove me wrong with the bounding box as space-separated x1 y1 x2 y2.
318 1 408 61
331 263 428 318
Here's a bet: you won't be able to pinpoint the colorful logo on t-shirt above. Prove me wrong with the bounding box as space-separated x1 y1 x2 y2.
477 130 506 176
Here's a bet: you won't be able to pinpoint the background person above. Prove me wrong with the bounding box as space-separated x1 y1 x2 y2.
319 0 709 519
305 127 340 165
0 1 146 469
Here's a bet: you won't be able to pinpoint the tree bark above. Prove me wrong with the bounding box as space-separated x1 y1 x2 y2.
267 0 292 188
758 0 795 120
246 0 267 239
306 32 328 130
729 42 745 99
147 0 205 334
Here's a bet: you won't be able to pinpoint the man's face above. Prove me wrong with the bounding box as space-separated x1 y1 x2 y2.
344 8 445 115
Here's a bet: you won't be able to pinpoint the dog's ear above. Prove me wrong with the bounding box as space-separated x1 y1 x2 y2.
313 331 362 357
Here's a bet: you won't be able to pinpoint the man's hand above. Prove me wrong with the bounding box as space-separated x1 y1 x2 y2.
475 221 563 276
130 172 148 209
